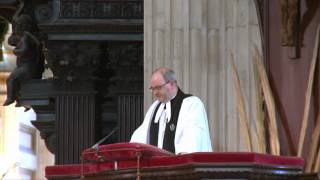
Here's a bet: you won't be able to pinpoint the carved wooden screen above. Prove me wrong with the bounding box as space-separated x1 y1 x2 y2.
118 94 143 142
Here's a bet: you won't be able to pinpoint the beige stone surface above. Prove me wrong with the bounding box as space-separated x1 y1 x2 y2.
144 0 263 152
36 132 54 180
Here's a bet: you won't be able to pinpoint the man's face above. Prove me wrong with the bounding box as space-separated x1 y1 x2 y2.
149 72 170 103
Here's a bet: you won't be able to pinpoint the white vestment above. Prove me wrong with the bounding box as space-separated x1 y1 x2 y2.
130 96 213 154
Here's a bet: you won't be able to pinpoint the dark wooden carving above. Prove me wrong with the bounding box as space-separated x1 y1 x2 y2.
55 94 97 164
3 13 45 106
0 0 143 164
100 42 143 145
46 41 102 83
118 94 143 142
59 0 143 19
0 0 18 22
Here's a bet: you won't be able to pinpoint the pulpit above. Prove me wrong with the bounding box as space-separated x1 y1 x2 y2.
45 143 312 180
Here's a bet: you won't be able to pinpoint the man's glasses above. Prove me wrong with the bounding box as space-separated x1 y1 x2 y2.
149 81 169 91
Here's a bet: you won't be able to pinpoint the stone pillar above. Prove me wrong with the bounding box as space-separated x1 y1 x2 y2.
144 0 263 152
0 72 10 153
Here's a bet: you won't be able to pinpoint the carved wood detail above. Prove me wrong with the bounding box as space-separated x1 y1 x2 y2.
0 0 144 164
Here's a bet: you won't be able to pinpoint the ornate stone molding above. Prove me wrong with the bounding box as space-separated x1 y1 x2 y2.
59 0 143 19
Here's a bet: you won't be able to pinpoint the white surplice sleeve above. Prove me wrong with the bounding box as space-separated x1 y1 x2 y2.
174 96 213 154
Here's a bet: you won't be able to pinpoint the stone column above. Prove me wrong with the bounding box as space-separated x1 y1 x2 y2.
0 72 10 153
144 0 263 152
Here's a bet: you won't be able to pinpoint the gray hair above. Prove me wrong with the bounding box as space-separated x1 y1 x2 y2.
153 67 177 82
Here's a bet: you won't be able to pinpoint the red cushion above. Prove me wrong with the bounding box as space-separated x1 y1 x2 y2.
81 142 173 162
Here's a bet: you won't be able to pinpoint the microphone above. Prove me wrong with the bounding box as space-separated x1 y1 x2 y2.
91 127 119 161
91 126 119 149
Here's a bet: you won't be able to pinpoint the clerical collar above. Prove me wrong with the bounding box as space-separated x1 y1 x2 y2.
154 88 181 124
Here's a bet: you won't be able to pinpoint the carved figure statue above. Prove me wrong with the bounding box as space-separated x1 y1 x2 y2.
280 0 300 46
3 14 45 106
